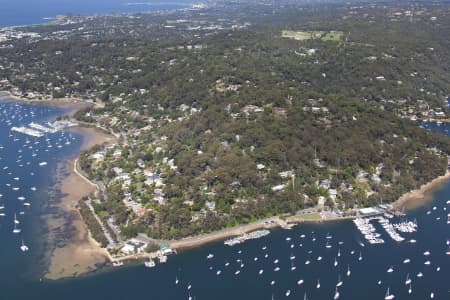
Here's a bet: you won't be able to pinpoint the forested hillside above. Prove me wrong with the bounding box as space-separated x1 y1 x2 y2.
2 1 450 239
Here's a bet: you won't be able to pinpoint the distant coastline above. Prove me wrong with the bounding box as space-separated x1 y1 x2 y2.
0 0 196 28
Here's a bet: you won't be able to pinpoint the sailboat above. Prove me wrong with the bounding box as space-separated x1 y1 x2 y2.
20 239 29 252
14 213 19 224
346 265 351 277
358 251 363 261
13 222 21 234
333 287 340 300
408 283 412 294
405 273 411 285
316 279 321 289
336 274 343 287
334 257 338 267
175 276 179 285
384 288 395 300
290 261 296 271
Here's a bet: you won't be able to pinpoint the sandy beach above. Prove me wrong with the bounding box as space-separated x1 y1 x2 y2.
44 127 115 280
392 170 450 211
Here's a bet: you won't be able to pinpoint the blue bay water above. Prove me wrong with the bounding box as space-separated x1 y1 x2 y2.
0 99 449 299
0 0 193 27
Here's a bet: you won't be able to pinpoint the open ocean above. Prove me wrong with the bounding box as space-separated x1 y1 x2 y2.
0 99 449 299
0 0 194 27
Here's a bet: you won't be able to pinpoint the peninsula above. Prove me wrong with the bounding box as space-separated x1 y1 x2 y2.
1 0 450 278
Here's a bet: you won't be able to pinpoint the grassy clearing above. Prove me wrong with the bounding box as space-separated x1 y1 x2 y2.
282 30 344 42
300 212 321 220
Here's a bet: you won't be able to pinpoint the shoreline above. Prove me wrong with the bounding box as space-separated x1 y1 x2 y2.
4 92 448 278
392 170 450 211
42 164 450 277
0 90 95 117
44 125 115 280
144 170 450 254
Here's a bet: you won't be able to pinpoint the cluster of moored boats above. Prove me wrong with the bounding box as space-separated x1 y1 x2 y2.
392 220 418 233
353 218 384 244
0 102 78 253
10 120 76 138
224 229 271 246
137 192 450 300
353 216 412 244
378 218 405 242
